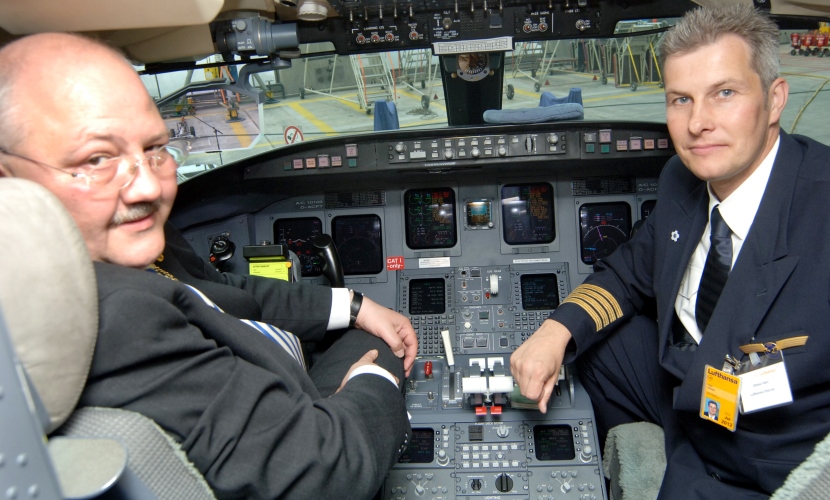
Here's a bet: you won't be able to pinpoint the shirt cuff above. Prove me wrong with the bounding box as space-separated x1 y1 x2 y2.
327 287 351 330
347 364 399 388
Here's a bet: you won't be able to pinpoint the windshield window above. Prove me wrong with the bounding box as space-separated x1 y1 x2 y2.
139 23 830 181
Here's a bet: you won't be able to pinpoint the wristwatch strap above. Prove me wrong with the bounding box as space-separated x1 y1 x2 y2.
349 291 364 328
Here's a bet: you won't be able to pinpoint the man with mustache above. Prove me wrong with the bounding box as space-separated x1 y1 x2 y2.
0 32 414 499
512 5 830 498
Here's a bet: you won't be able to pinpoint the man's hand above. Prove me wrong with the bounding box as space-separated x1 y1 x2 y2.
336 349 399 393
510 319 572 413
354 295 418 377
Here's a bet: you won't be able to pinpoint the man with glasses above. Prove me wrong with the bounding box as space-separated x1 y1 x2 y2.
0 32 413 499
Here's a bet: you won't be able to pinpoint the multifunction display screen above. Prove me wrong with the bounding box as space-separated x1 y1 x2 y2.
520 274 560 311
501 183 555 245
331 214 383 275
579 202 631 265
274 217 323 277
533 425 575 461
409 278 446 315
398 428 435 464
404 188 457 249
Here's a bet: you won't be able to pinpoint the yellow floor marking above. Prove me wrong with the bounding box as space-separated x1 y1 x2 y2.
286 101 337 135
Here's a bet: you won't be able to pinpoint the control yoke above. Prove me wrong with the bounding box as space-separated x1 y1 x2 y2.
312 234 345 288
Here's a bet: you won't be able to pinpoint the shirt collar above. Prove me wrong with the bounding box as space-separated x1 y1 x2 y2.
707 136 780 242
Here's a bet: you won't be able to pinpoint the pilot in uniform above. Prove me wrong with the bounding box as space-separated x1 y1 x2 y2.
552 131 830 497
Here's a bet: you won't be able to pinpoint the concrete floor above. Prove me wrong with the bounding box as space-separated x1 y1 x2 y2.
177 44 830 169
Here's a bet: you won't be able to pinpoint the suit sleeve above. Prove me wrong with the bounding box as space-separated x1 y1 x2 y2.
163 222 332 339
84 264 410 499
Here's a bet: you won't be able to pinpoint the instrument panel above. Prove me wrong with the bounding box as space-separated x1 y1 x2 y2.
175 122 672 500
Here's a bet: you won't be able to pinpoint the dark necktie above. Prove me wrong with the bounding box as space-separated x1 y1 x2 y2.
696 206 732 334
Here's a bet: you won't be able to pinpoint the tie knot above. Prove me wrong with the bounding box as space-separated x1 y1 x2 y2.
710 206 731 239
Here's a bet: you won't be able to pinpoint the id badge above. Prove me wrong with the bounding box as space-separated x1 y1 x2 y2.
739 351 793 414
700 365 741 432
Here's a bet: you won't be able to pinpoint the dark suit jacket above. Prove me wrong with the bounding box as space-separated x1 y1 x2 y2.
553 132 830 494
158 222 332 337
81 262 410 499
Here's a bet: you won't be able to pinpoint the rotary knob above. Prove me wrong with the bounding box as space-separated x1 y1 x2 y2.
444 148 454 159
394 142 406 153
437 449 449 466
547 133 559 144
580 445 593 463
470 147 480 158
495 474 513 493
496 424 510 438
415 484 425 496
561 482 572 493
497 146 507 156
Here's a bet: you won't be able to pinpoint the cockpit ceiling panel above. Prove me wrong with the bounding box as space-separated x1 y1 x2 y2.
0 0 224 34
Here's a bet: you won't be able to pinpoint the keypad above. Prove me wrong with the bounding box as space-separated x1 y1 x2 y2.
411 315 454 355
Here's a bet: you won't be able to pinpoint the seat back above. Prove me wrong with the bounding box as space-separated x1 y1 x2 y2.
0 178 99 433
0 178 214 499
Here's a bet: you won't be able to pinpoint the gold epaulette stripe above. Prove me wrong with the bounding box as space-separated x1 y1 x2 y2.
562 296 603 331
567 289 611 326
581 284 624 317
561 284 623 332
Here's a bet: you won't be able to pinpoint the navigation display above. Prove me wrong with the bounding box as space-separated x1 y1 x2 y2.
409 278 446 315
579 202 631 265
404 188 457 249
331 214 383 275
520 274 560 310
501 183 555 245
274 217 323 277
533 425 575 461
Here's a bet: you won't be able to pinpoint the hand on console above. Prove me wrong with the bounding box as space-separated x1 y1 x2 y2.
336 349 400 393
510 319 572 413
353 295 418 377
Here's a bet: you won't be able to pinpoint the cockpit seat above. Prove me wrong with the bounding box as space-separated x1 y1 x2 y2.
483 87 584 124
0 178 214 499
604 416 830 498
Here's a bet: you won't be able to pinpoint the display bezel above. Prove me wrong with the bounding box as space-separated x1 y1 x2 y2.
500 182 556 245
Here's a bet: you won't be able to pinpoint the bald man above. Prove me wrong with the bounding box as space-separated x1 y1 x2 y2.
0 33 413 499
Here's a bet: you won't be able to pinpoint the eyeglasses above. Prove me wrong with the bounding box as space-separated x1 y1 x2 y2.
0 141 191 190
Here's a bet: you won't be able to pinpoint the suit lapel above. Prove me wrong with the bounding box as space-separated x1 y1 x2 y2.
657 182 709 376
671 132 802 411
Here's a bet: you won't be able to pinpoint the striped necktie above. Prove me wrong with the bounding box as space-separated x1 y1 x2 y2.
148 268 306 370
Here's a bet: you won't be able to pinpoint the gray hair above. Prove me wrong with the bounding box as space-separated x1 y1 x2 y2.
659 4 780 92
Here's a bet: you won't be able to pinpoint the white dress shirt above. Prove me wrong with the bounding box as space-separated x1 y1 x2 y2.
674 137 780 344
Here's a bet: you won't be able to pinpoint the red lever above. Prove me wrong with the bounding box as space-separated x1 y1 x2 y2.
424 361 433 377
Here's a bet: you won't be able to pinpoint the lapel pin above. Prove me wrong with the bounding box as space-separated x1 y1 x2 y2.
671 230 680 242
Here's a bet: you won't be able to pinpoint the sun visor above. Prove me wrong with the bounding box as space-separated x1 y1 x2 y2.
0 0 223 34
